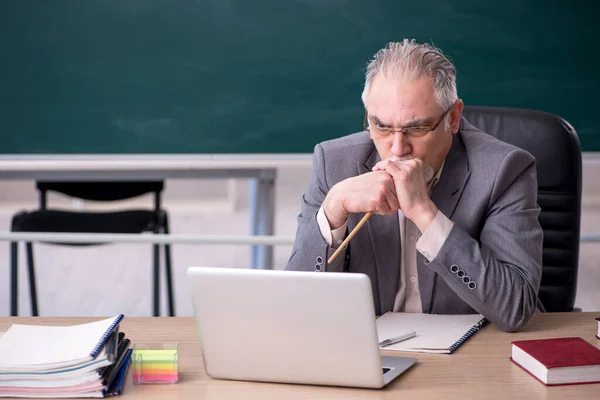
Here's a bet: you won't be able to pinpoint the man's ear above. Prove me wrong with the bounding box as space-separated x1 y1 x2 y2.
451 99 464 134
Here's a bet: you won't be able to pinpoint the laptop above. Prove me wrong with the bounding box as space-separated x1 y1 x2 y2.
186 267 417 389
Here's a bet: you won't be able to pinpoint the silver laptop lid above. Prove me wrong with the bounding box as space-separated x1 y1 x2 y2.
187 267 385 388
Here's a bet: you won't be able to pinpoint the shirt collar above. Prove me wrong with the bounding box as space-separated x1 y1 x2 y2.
427 159 446 196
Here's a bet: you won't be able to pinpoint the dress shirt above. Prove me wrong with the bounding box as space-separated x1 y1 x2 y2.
316 161 454 312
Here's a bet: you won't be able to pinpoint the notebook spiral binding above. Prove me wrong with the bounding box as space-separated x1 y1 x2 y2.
90 314 124 359
448 317 488 354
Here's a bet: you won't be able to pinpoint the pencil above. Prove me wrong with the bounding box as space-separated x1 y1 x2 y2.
327 211 373 264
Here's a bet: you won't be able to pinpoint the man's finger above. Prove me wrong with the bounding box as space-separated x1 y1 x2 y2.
395 159 418 174
375 195 398 216
384 180 397 196
383 161 405 179
379 174 397 195
384 190 400 212
373 159 400 171
372 160 387 171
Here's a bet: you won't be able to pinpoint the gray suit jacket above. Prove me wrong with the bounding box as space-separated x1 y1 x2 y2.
286 117 544 332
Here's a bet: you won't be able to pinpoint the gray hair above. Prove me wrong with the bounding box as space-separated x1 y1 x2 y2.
361 39 458 129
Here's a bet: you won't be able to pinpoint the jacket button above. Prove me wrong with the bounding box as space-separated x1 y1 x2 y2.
316 256 323 264
468 281 477 290
450 264 459 273
462 276 471 284
457 270 465 278
315 264 322 272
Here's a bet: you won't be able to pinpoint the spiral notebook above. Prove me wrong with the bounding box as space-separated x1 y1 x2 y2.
376 312 487 354
0 315 123 372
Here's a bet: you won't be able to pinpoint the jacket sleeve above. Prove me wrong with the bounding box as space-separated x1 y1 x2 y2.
422 148 543 332
286 143 348 273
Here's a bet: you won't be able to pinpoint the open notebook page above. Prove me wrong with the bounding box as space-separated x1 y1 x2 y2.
376 312 486 354
0 316 122 371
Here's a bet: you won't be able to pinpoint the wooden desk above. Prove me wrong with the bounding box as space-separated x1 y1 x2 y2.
1 312 599 399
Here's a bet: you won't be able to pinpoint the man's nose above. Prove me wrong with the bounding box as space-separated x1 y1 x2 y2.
391 132 411 157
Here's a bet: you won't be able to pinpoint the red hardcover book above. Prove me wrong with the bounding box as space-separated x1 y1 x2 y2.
511 337 600 386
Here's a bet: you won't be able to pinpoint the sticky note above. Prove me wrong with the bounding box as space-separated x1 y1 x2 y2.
132 344 178 384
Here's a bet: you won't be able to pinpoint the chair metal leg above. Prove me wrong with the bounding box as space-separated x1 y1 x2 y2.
26 242 39 316
163 213 175 317
153 244 160 317
10 242 18 316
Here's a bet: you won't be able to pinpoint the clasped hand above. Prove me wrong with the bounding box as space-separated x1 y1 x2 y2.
323 158 438 231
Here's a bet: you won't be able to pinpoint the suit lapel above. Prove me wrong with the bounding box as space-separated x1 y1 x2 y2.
418 131 471 313
354 130 471 314
358 148 401 314
431 133 470 224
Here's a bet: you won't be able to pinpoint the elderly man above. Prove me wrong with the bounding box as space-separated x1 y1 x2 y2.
286 39 544 332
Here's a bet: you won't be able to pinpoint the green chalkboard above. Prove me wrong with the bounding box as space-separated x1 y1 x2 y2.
1 1 598 154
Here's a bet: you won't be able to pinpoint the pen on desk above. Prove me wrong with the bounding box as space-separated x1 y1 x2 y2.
379 331 416 348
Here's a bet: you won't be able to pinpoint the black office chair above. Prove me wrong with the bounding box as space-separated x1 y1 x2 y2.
462 106 582 312
10 181 175 317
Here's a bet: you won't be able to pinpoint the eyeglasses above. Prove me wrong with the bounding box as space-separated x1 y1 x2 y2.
364 105 453 138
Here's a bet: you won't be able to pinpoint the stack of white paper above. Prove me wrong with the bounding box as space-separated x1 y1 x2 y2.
0 315 129 398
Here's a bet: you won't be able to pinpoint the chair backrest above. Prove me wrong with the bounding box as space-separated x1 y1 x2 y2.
462 106 582 312
36 181 165 210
